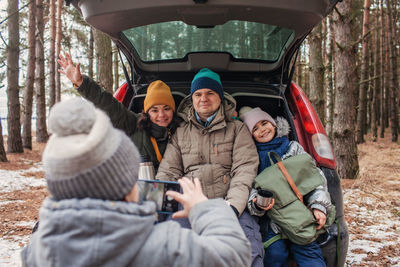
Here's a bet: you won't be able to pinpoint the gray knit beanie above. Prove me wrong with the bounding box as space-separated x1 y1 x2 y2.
43 98 140 201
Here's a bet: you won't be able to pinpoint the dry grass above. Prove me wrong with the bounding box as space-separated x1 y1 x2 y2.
342 130 400 266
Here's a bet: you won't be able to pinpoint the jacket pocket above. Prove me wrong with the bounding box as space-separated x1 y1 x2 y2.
212 172 231 198
210 141 233 166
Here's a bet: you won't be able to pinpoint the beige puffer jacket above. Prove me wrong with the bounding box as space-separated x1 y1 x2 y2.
156 93 259 215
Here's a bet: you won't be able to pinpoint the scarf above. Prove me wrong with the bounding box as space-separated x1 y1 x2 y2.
149 122 171 156
256 136 290 173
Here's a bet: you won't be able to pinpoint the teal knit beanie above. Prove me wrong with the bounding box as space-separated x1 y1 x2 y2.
191 68 224 100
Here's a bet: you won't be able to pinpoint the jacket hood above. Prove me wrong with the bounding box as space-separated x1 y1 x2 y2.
22 198 156 267
275 116 290 138
177 92 237 123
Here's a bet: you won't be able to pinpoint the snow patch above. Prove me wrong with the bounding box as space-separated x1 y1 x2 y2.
0 166 46 193
344 186 400 266
0 236 29 267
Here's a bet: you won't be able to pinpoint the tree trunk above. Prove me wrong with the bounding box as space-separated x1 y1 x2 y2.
308 23 325 125
7 0 23 153
48 0 56 108
22 0 37 149
331 0 359 179
295 48 303 87
302 43 310 96
366 41 373 132
140 27 146 61
386 0 399 142
55 0 62 102
94 29 113 93
383 15 390 130
0 121 7 162
113 44 119 91
325 16 335 138
379 0 386 138
88 27 94 78
186 26 193 52
239 22 246 58
154 24 162 59
35 0 49 143
356 0 371 144
371 6 380 142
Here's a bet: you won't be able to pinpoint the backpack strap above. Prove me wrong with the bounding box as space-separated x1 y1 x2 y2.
267 151 304 203
263 234 283 248
276 161 304 203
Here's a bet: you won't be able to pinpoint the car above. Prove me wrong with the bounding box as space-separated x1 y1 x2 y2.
67 0 348 266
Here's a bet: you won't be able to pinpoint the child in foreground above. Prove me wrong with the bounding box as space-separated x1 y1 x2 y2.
239 106 332 267
21 98 251 267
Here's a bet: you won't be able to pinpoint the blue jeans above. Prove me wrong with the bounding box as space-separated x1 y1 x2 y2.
239 210 264 267
264 227 326 267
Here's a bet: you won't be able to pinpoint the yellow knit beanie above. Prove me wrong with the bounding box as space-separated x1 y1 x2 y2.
143 80 175 112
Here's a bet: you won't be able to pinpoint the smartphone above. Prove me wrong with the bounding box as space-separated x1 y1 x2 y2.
137 179 180 214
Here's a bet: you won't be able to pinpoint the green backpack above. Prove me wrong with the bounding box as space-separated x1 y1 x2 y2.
254 152 336 246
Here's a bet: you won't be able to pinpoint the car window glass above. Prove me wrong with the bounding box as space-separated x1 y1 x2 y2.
123 21 294 62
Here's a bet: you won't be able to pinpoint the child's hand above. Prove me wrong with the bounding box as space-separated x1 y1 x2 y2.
253 197 275 210
166 177 208 219
313 209 327 230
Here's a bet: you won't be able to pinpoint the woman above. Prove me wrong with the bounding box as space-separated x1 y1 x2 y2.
58 53 180 170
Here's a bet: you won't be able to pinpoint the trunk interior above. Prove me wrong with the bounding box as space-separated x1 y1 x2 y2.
128 81 297 142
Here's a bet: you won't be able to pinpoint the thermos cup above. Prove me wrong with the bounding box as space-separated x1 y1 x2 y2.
138 156 155 180
256 189 274 208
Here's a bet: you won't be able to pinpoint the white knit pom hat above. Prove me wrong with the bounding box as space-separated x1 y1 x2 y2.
43 98 140 200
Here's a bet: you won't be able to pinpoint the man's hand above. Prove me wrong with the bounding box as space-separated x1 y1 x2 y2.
313 209 327 230
166 177 208 219
57 52 83 87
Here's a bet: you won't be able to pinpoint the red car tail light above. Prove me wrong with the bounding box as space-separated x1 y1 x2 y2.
113 82 128 104
290 82 336 169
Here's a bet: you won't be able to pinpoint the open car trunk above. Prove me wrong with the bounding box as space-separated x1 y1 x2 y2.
66 1 348 266
67 0 339 87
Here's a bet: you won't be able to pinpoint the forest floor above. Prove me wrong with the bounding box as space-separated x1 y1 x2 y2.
0 131 399 266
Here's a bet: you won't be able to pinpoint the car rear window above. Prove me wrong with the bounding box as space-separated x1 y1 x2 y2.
123 21 294 62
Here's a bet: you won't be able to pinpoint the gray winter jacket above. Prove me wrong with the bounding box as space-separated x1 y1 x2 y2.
247 117 332 234
22 198 251 267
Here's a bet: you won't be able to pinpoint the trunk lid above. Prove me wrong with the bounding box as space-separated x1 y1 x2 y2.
67 0 338 87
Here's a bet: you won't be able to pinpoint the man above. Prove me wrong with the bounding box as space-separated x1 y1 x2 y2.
156 68 259 217
21 98 251 267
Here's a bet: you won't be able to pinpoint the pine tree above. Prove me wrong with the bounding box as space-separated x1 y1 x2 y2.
22 0 37 149
309 23 325 125
7 0 23 153
331 0 360 179
35 0 49 143
356 0 371 144
94 28 113 93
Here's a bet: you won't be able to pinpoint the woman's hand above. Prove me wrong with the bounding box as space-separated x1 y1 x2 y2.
57 52 83 87
166 177 208 219
313 209 327 230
